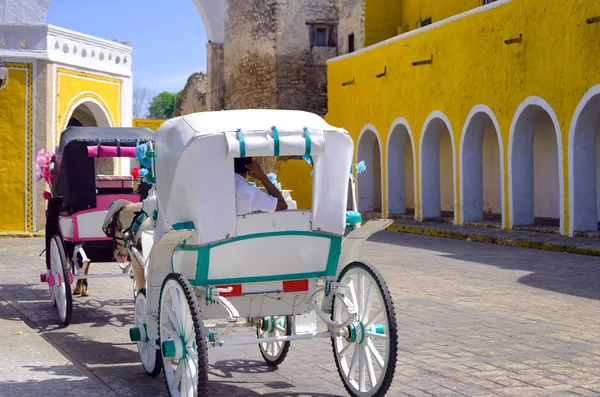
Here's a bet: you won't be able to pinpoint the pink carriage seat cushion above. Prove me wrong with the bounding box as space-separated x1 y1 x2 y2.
96 175 134 189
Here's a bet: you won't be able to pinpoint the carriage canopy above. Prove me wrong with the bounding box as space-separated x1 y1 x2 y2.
153 110 354 244
52 127 155 212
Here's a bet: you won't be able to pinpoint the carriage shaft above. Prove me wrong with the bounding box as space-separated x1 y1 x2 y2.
72 273 133 280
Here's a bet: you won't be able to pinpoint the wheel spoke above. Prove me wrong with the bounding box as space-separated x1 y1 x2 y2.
361 284 375 323
185 359 195 395
348 280 359 311
187 347 199 365
366 339 385 369
180 359 187 395
357 274 365 316
338 339 353 357
165 304 181 334
365 331 387 340
359 345 366 391
163 323 179 340
347 345 359 380
173 361 183 389
170 288 185 334
365 309 384 329
364 345 377 389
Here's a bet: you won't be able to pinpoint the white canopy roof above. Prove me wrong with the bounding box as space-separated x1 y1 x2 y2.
153 110 354 244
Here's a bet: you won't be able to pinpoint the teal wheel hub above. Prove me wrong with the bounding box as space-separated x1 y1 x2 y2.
369 323 385 335
162 340 177 358
129 326 142 342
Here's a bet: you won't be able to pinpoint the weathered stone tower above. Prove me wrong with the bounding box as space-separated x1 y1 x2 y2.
224 0 339 116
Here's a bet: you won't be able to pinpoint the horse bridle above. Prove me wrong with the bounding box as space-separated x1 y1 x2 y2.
111 209 149 260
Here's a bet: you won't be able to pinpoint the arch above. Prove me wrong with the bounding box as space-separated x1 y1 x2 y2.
419 111 457 221
568 85 600 235
386 118 417 218
65 98 114 174
356 124 383 215
61 92 114 132
192 0 225 43
34 1 224 43
508 96 564 234
459 105 504 226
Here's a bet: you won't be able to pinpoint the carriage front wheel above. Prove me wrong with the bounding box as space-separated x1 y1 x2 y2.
331 261 398 397
158 273 208 397
131 289 161 377
49 234 72 325
257 315 292 366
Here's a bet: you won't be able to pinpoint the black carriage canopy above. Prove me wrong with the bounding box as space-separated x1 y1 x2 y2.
52 127 155 214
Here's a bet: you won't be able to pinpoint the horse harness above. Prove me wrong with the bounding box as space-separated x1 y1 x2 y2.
104 208 149 258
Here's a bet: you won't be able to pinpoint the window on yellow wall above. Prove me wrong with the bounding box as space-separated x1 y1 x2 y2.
483 0 497 4
420 17 432 27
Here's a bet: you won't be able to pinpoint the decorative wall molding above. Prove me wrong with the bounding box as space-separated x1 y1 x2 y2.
0 24 132 77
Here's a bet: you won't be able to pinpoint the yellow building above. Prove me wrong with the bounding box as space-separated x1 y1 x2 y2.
0 23 132 233
326 0 600 236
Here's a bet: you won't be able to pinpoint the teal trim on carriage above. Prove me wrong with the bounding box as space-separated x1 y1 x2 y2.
172 230 342 286
303 127 311 156
271 126 280 156
346 211 362 226
236 128 246 158
172 221 195 231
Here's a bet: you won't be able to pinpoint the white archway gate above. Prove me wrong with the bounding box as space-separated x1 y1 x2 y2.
356 125 383 215
419 111 456 221
386 119 416 217
569 85 600 235
509 97 564 234
460 106 504 225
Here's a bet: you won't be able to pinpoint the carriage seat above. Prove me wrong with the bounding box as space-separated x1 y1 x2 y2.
96 175 134 195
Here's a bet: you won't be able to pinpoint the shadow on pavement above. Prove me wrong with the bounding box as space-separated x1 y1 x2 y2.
0 283 134 328
369 231 600 301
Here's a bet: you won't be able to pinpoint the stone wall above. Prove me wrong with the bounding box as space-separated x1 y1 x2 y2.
274 0 338 116
224 0 279 110
174 72 207 116
338 0 364 56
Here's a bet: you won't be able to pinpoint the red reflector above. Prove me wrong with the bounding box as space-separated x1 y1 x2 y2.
283 279 309 293
217 284 242 297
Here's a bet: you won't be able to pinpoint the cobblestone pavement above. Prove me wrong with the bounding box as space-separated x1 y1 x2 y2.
1 233 600 397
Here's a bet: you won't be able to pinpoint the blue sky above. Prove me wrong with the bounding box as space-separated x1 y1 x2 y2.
46 0 207 94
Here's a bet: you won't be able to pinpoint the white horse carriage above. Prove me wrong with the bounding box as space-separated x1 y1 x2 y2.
120 110 397 396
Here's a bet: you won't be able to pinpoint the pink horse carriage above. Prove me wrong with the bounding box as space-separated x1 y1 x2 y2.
39 126 154 325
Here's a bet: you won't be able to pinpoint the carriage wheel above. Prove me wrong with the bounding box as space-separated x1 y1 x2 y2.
49 234 73 325
257 315 292 366
331 261 397 397
131 289 161 377
158 273 208 397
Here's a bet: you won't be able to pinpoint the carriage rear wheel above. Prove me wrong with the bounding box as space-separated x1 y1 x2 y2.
49 234 72 326
132 289 161 377
158 273 208 397
331 261 398 397
257 315 292 366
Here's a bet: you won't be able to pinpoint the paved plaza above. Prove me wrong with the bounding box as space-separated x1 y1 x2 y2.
1 233 600 396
